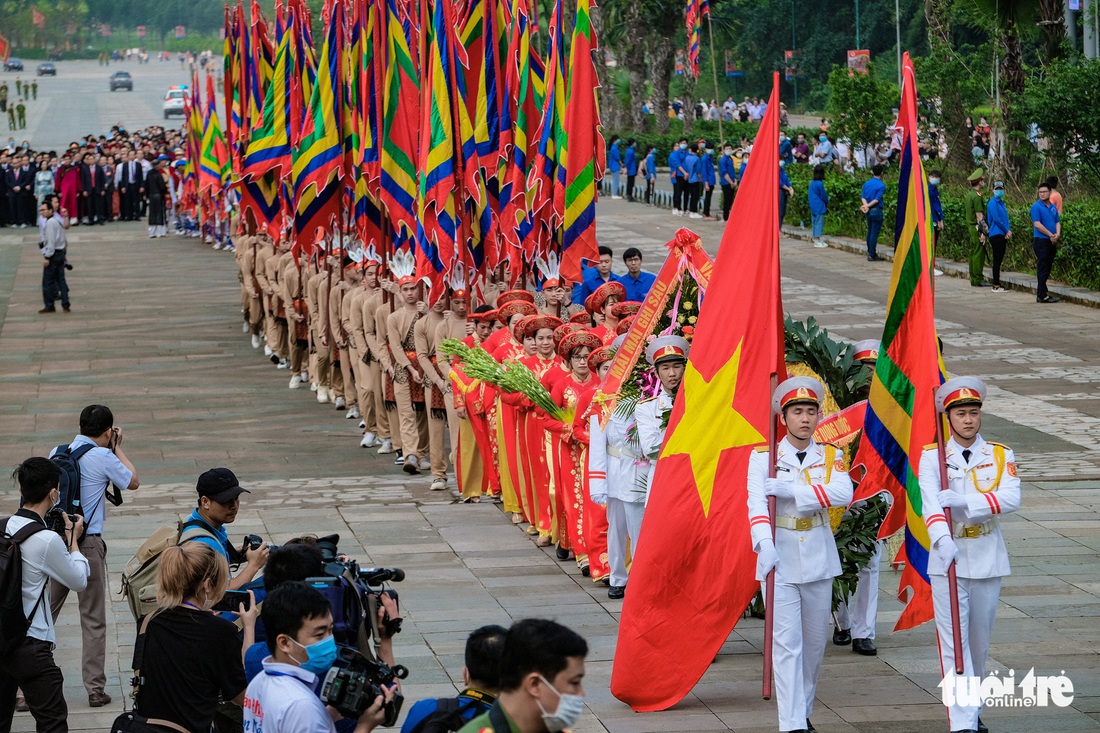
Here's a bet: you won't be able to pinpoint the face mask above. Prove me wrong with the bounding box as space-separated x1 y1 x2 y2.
680 143 687 150
819 136 827 142
779 161 786 168
536 675 585 733
929 178 940 186
724 150 732 156
705 149 713 155
290 635 338 676
994 189 1004 198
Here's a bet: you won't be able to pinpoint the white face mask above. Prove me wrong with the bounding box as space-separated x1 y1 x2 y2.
536 675 585 732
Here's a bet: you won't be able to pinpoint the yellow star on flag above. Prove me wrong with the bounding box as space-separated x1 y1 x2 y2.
660 340 765 517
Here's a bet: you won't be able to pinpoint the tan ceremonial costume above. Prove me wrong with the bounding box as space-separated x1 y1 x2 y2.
254 242 286 360
387 304 424 462
237 236 263 336
280 255 308 377
415 309 447 483
307 268 332 397
362 291 394 446
328 275 353 406
435 315 468 466
346 283 378 432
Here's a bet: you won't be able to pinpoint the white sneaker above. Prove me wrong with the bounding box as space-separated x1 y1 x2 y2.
334 396 347 410
934 269 944 276
672 209 681 217
346 406 360 419
276 358 289 370
213 242 222 250
991 286 1006 293
317 388 331 404
251 334 261 349
360 432 377 448
358 420 366 429
689 212 702 219
289 375 302 389
403 455 420 474
310 381 319 392
430 478 447 491
611 195 623 200
300 371 309 382
376 439 394 454
813 240 829 248
242 321 250 334
264 345 273 357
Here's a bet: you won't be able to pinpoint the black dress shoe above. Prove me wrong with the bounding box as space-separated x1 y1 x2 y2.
608 585 625 599
37 307 56 313
852 638 877 655
807 721 816 732
832 628 852 645
866 255 882 261
580 564 591 577
555 545 570 561
977 717 988 733
1037 295 1060 303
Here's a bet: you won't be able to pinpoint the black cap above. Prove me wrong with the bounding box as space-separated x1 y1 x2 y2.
196 467 250 503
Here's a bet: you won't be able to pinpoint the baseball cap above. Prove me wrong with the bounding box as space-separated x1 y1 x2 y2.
993 180 1005 190
196 467 250 503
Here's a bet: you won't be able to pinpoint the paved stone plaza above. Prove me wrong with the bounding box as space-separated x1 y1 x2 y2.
1 201 1099 732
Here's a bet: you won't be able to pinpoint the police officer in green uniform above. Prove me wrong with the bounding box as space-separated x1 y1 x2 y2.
964 168 987 287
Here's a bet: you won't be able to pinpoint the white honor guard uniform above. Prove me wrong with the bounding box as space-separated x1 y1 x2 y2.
634 336 690 504
919 377 1021 733
747 377 854 733
589 335 647 594
834 339 883 653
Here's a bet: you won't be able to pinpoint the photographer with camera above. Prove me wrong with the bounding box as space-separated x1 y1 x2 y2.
244 581 395 733
1 457 90 733
402 625 507 733
48 403 139 709
182 468 269 590
130 543 257 732
457 619 588 733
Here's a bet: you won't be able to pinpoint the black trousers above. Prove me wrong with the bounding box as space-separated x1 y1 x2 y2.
122 187 142 220
702 186 714 217
42 250 69 310
7 193 22 225
93 191 108 223
644 178 654 205
626 174 636 202
989 234 1006 286
672 177 687 211
779 189 789 225
686 181 704 212
1033 237 1055 299
722 185 735 220
0 637 69 733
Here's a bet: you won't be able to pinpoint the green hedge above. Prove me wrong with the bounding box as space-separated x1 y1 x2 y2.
780 164 1100 291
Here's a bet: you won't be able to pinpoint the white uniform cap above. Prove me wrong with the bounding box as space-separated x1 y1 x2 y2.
771 376 824 414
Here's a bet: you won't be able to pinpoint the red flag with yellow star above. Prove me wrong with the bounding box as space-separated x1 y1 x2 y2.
611 72 786 712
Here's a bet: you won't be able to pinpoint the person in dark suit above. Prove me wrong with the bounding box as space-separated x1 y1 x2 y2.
6 154 33 228
118 151 144 221
79 153 105 225
0 152 12 227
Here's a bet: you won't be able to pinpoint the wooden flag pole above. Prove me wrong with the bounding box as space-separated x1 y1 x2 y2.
934 396 965 674
762 371 778 700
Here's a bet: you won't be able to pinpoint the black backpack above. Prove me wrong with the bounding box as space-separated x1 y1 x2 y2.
405 697 484 733
0 517 51 655
51 443 96 526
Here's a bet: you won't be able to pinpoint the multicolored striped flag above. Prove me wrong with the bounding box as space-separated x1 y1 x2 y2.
685 0 701 77
380 0 421 238
242 3 293 179
199 74 230 196
559 0 603 284
851 52 945 632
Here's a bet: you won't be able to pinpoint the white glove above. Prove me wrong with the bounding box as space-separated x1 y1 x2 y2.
764 477 793 499
934 536 959 568
938 490 967 510
755 538 779 579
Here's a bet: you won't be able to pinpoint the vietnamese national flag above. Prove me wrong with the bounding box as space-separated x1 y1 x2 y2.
611 73 787 712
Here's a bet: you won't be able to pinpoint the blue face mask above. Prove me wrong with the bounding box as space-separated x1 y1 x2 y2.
291 635 338 676
819 136 827 142
929 178 940 186
680 143 688 150
994 189 1005 198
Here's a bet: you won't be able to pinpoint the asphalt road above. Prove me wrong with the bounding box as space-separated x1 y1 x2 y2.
3 58 195 150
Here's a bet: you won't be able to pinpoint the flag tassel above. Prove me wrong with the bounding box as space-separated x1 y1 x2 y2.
762 370 778 700
934 397 965 674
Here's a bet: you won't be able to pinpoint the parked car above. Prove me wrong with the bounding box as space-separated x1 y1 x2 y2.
4 58 24 72
109 71 133 92
36 62 56 76
163 86 188 118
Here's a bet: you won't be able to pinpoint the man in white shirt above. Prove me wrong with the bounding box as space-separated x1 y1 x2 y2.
244 581 391 733
49 404 139 708
0 457 90 732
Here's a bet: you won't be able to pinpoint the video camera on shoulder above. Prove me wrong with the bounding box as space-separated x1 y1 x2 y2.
320 645 408 727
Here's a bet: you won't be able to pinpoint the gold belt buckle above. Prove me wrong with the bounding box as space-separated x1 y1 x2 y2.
795 517 814 531
962 525 981 539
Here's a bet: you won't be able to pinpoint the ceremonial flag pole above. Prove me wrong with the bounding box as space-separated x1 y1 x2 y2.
934 400 965 673
704 9 723 145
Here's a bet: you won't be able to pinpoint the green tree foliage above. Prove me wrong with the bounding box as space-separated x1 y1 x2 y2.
825 61 896 162
1019 57 1100 187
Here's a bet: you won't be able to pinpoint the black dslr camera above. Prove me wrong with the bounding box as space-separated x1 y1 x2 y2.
323 559 404 642
320 646 408 726
44 507 76 538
